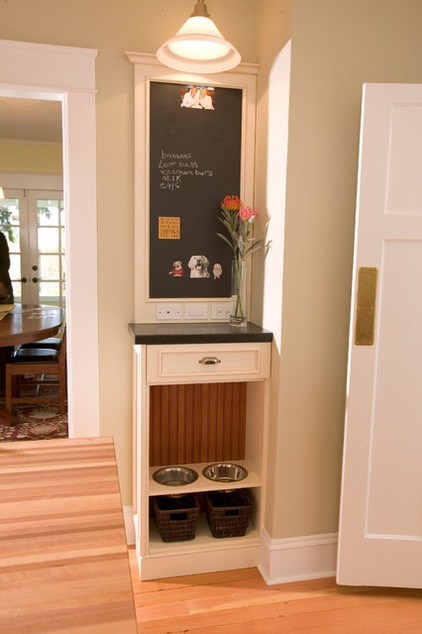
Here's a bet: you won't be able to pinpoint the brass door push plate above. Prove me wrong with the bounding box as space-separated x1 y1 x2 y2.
354 267 378 346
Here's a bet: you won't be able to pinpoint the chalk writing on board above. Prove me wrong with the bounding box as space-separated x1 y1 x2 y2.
157 150 213 191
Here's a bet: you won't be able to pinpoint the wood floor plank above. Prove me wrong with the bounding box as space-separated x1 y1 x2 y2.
0 438 137 633
129 547 422 634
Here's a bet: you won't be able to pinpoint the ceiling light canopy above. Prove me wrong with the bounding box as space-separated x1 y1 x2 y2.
156 0 241 74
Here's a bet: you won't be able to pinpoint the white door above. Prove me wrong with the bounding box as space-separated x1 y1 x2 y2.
337 83 422 588
0 188 65 306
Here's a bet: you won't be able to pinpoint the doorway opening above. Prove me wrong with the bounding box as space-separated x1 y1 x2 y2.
0 185 68 440
0 38 100 439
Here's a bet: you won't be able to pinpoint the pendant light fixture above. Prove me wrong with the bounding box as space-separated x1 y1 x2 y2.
156 0 241 74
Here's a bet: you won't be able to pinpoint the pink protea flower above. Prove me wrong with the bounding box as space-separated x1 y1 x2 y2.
221 195 242 211
217 194 263 261
238 206 258 223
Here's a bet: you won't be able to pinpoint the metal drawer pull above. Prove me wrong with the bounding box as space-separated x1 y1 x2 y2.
198 356 221 365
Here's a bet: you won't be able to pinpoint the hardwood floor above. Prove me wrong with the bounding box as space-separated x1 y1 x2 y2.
128 547 422 633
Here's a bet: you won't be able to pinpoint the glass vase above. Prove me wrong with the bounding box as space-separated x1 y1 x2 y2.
230 257 248 326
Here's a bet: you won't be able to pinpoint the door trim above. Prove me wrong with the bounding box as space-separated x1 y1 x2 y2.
0 39 100 438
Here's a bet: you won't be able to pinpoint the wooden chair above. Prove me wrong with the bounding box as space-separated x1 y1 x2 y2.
17 321 66 352
17 336 62 351
5 329 67 414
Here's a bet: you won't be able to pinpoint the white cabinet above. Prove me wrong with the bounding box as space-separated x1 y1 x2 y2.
132 333 271 580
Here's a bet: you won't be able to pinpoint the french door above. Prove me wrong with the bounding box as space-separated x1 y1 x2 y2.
0 188 65 306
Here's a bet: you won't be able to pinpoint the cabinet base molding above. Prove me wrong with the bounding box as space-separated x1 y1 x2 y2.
128 510 337 586
139 543 261 581
258 528 338 585
128 518 338 585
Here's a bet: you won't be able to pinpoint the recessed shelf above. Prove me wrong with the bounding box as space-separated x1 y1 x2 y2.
148 514 260 555
149 460 261 497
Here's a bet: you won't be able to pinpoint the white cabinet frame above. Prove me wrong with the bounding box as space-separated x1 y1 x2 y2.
133 340 271 580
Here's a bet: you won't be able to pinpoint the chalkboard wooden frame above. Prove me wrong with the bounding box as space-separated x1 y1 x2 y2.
127 52 258 323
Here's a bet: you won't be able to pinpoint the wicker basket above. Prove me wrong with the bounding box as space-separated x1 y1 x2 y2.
205 489 252 538
153 494 200 542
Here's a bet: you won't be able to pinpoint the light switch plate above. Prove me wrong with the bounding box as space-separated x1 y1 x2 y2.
184 303 208 320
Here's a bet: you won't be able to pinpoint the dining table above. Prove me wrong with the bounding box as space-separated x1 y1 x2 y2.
0 304 64 348
0 304 64 423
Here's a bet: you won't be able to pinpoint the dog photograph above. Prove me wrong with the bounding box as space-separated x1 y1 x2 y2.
169 260 184 277
212 263 222 279
188 255 210 278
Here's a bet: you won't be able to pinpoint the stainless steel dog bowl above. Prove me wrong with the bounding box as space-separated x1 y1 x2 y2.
152 466 199 487
202 463 248 483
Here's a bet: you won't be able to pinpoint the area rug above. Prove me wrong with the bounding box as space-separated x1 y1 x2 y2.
0 402 68 442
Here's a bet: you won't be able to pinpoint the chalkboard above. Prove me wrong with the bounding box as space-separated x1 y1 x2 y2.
149 81 242 298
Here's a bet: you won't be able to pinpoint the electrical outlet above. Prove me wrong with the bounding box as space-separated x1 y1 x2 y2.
211 303 231 320
156 303 182 320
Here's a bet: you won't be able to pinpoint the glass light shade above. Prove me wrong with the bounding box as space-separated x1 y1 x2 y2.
0 187 4 200
157 15 241 73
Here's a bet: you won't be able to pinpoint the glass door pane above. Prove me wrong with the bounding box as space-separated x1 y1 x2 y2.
31 193 65 307
0 188 24 303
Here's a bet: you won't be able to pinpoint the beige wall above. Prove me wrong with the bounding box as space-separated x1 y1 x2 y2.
263 0 422 539
0 142 62 174
254 0 292 537
0 0 257 508
2 0 422 546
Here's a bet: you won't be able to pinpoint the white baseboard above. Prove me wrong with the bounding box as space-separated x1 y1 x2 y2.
258 528 338 585
123 505 136 544
124 504 337 585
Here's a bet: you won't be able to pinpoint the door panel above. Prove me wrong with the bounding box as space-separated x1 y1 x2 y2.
368 241 422 537
337 83 422 589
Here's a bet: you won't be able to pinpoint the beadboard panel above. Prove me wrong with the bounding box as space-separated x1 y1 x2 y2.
149 382 247 466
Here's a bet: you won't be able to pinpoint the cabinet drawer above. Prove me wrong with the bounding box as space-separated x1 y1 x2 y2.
146 342 270 384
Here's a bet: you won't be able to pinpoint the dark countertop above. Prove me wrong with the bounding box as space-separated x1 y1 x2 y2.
128 322 273 345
